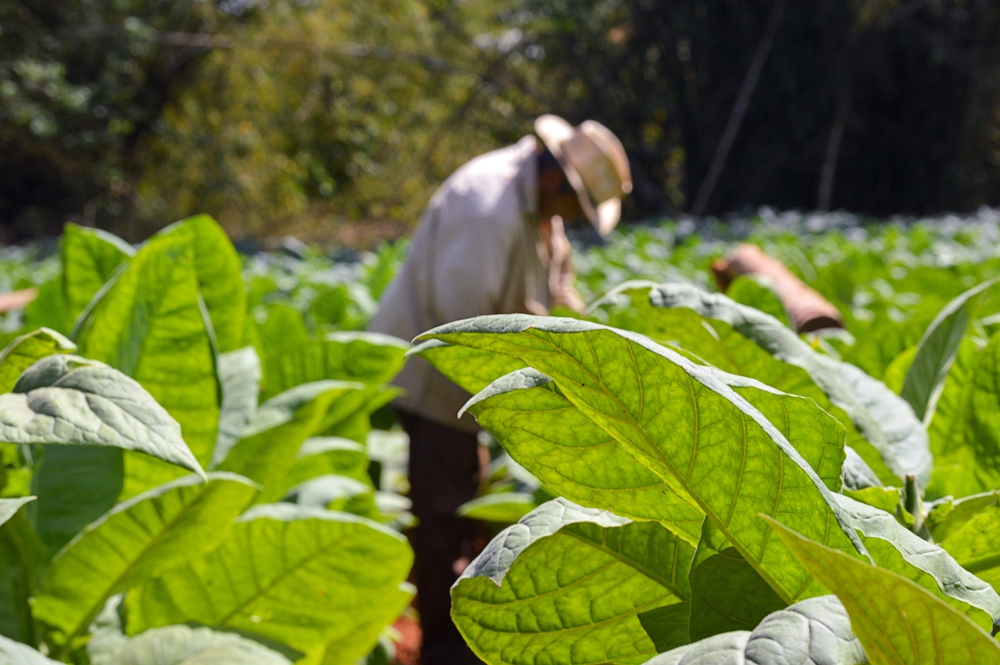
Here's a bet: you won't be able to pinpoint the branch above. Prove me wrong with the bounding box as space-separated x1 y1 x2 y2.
690 0 788 216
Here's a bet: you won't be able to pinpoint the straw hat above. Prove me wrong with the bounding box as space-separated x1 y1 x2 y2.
535 114 632 237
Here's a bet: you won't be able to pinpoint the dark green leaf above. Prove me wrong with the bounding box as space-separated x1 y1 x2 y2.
687 520 785 641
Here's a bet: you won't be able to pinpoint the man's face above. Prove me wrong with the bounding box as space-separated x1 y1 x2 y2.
539 166 586 224
551 187 585 225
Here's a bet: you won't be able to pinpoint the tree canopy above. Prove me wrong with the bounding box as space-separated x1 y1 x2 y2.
1 0 998 242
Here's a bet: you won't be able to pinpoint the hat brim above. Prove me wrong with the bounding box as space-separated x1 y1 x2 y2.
535 115 619 237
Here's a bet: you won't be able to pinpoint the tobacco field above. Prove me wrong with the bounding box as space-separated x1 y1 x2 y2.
2 208 1000 664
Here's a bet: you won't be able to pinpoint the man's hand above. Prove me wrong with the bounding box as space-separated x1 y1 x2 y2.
540 216 586 314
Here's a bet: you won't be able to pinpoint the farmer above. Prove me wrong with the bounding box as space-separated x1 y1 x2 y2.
369 115 631 665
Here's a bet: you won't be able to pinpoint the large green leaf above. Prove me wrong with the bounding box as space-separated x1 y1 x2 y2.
32 473 257 647
157 215 247 353
427 315 1000 624
929 333 1000 498
900 278 998 423
644 596 866 665
462 368 705 545
452 498 693 665
125 503 413 654
61 224 134 329
106 625 292 665
595 284 898 486
0 328 76 394
419 315 862 604
211 347 261 468
412 339 526 396
941 506 1000 592
216 381 368 499
262 332 408 400
646 282 930 486
769 518 1000 664
3 355 202 473
73 224 220 497
829 493 1000 630
20 354 199 551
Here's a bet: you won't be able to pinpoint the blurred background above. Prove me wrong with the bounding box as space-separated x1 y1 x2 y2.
2 0 999 245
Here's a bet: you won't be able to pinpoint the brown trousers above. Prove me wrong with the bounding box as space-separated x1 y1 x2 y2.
398 410 482 665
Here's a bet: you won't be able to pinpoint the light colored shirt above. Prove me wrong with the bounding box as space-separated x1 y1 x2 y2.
369 135 549 431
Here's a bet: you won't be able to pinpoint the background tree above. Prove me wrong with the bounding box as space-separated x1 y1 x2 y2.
1 0 999 242
0 0 251 240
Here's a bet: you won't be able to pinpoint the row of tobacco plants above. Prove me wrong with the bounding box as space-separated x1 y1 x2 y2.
0 217 414 664
4 211 1000 664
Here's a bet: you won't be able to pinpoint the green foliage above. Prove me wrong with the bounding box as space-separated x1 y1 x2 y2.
9 213 1000 664
131 0 536 236
900 278 999 423
413 247 1000 664
452 498 692 665
0 216 413 664
770 518 1000 664
32 473 257 648
126 503 413 655
8 0 1000 235
61 224 134 329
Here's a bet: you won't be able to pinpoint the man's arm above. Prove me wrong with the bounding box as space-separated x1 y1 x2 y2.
539 216 585 313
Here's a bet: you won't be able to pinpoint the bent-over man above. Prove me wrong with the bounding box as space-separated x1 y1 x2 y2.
369 115 631 665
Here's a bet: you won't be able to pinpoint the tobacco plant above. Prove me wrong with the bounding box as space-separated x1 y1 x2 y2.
417 276 1000 665
0 218 413 664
